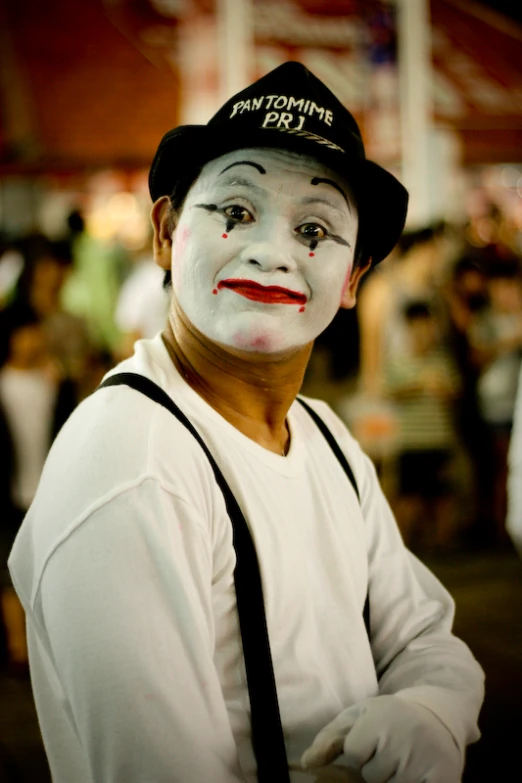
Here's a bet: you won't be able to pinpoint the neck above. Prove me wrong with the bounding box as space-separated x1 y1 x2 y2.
161 307 312 456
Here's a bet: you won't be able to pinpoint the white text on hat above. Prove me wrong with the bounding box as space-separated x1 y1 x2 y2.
229 95 334 127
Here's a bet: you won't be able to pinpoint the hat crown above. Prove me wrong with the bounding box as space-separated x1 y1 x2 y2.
208 61 365 159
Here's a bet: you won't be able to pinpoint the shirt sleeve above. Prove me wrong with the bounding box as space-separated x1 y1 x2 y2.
297 398 484 758
32 476 244 783
359 453 484 758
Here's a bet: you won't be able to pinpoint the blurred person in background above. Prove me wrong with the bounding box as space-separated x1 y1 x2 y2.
384 301 461 551
0 308 76 672
8 63 484 783
440 254 495 547
470 257 522 545
8 233 95 398
0 233 24 308
507 361 522 557
61 208 128 359
114 237 169 359
466 202 521 265
357 224 445 397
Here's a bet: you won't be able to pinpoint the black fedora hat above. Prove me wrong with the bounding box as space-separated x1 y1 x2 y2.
149 61 408 265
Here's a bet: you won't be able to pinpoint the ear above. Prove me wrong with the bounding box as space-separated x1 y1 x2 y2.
340 258 372 309
151 196 174 271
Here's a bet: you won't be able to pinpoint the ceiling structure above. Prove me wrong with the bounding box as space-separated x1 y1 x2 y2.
430 0 522 163
0 0 180 175
0 0 521 178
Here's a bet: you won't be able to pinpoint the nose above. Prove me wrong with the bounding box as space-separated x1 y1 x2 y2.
240 240 297 274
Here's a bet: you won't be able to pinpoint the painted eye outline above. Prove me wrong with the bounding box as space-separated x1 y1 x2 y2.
221 204 255 225
295 221 329 247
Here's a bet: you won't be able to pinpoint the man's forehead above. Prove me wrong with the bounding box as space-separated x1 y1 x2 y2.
191 147 355 206
197 147 340 183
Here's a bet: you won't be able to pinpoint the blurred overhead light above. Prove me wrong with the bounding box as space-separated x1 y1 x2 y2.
150 0 186 17
501 166 520 189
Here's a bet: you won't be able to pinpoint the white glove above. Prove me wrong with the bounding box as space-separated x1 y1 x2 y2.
301 695 463 783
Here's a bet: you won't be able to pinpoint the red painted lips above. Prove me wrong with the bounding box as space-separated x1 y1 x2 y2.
217 279 307 305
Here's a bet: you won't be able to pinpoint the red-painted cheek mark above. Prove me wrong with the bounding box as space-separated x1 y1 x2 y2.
173 226 190 261
299 306 305 313
222 233 228 239
309 252 315 257
212 289 218 295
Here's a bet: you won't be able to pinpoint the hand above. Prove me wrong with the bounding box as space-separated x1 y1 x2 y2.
301 695 463 783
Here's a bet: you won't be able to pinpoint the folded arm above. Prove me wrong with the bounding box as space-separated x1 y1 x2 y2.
302 436 484 779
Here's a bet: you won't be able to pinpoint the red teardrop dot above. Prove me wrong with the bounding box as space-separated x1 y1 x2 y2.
212 289 218 295
309 252 315 257
222 233 228 239
299 306 305 313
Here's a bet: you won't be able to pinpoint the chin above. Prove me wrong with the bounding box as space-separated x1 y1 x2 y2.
217 321 303 355
203 311 321 356
230 329 285 353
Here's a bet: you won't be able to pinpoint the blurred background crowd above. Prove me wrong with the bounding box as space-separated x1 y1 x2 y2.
308 212 522 551
0 0 522 780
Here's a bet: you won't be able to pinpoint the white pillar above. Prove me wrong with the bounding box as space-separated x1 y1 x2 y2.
176 0 254 124
397 0 433 227
177 10 220 124
216 0 254 102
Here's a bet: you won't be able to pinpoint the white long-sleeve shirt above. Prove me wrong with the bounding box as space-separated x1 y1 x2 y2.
9 335 484 783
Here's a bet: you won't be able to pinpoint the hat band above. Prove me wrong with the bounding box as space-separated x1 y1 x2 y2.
265 126 345 153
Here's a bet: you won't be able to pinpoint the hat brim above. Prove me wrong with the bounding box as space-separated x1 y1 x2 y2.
149 125 408 265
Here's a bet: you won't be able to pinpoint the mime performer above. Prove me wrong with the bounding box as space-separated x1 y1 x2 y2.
9 62 484 783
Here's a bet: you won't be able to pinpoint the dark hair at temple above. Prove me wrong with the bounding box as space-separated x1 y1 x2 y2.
353 227 369 269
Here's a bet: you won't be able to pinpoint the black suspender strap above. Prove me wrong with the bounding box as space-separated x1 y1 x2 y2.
297 397 359 500
97 373 371 779
98 373 289 782
297 397 370 636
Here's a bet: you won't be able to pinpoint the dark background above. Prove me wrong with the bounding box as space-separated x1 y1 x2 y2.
478 0 522 24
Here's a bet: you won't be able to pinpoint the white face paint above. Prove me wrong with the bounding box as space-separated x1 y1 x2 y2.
169 147 359 354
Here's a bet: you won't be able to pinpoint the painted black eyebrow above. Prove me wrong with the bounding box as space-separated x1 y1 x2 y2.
330 233 351 248
220 161 266 176
311 177 351 213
